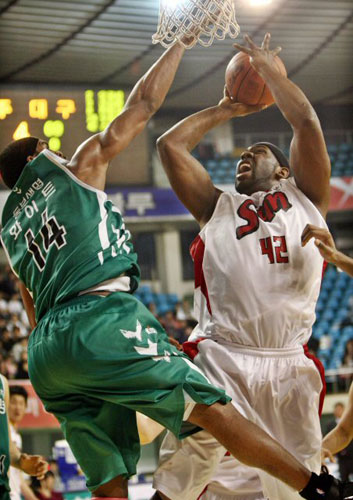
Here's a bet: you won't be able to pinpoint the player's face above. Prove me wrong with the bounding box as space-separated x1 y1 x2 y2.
8 394 27 424
235 145 278 195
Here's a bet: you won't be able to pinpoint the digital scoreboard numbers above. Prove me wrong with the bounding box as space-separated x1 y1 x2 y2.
0 89 124 151
0 89 150 186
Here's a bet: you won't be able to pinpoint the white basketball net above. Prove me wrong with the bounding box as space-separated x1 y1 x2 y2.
152 0 240 49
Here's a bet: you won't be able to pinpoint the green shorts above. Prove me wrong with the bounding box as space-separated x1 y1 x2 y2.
28 292 230 491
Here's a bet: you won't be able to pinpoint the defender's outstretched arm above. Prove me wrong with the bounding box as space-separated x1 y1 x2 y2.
68 43 186 190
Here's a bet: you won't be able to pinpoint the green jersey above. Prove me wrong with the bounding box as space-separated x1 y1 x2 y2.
0 375 10 496
1 150 140 321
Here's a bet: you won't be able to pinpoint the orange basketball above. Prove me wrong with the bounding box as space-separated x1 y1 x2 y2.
225 52 287 106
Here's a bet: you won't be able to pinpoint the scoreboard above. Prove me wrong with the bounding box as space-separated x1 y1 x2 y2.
0 88 150 186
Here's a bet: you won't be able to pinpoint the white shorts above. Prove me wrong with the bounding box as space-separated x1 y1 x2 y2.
199 454 265 500
153 339 323 500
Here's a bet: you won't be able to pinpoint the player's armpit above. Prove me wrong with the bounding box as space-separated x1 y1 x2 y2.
19 281 36 330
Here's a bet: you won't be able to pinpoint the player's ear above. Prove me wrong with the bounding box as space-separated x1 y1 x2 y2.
26 155 35 163
277 166 290 179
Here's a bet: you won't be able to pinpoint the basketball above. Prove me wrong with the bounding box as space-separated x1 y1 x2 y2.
225 52 287 106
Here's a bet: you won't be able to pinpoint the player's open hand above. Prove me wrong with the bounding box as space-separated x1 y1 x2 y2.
301 224 337 263
218 85 267 116
233 33 282 74
19 453 48 479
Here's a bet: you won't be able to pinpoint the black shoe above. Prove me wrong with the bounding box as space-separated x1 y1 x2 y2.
300 471 342 499
342 481 353 499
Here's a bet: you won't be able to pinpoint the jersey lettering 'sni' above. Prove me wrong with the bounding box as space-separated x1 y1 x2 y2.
236 191 292 239
1 150 140 321
190 179 328 349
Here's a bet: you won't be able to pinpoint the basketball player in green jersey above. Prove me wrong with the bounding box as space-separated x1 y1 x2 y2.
0 373 48 499
0 43 348 499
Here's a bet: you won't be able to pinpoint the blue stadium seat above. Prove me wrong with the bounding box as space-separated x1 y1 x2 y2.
338 143 352 152
322 310 335 322
167 293 179 305
326 298 339 310
205 159 218 171
327 144 337 154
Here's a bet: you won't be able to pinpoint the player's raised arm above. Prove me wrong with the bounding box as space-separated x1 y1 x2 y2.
322 383 353 458
234 33 331 217
68 42 186 190
157 90 264 226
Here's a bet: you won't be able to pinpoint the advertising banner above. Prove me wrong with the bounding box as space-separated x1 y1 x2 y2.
329 177 353 211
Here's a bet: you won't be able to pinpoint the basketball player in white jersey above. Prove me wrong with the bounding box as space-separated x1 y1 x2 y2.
152 33 333 500
8 386 38 500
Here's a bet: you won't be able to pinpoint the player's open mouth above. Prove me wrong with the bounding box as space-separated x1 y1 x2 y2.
236 161 252 177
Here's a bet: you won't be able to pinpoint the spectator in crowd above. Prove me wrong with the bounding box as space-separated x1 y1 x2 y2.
12 337 29 365
2 329 15 352
8 296 24 316
0 266 31 379
342 339 353 370
16 352 29 380
0 265 17 298
175 299 194 321
340 297 353 329
30 472 63 500
341 339 353 385
9 385 38 500
47 460 63 494
8 314 28 337
148 302 158 318
0 291 9 315
11 327 24 347
2 355 18 379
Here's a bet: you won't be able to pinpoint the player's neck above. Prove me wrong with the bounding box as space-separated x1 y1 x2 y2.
10 420 18 430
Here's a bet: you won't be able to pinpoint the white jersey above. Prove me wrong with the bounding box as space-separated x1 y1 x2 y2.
9 424 22 500
191 177 327 348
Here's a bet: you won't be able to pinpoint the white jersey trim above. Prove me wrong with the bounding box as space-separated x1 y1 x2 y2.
286 176 327 227
42 150 107 198
0 235 19 278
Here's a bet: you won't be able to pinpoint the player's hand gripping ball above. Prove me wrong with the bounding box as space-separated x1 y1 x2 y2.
225 51 287 106
225 33 287 106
